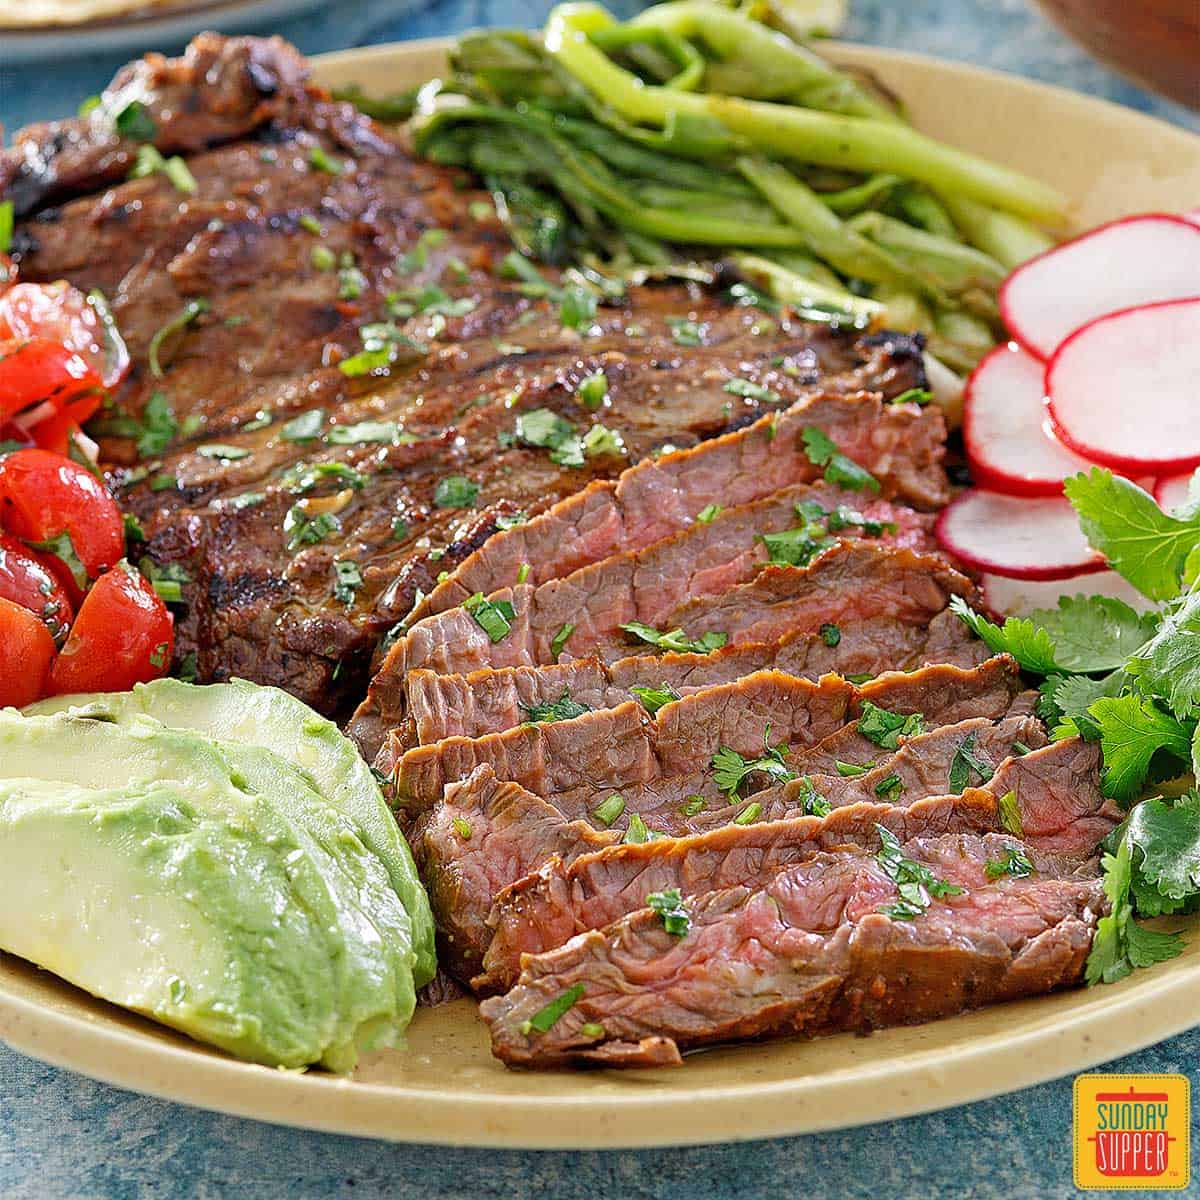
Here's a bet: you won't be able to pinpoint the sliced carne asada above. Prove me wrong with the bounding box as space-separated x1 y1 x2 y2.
792 655 1027 775
476 756 1117 993
359 542 973 758
389 670 857 814
662 544 973 649
414 766 619 980
4 34 931 715
405 386 949 625
796 714 1048 810
480 832 1105 1067
392 607 988 751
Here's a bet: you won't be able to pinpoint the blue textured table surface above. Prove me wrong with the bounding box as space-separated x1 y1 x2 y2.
1 2 1198 1196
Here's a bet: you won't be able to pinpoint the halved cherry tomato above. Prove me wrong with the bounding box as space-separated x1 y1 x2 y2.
0 337 102 423
0 531 73 643
0 282 130 390
0 448 124 591
0 595 56 707
48 562 173 696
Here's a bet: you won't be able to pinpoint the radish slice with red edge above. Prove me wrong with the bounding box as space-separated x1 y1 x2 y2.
981 570 1154 617
1183 209 1200 227
999 214 1200 359
963 342 1093 496
1045 297 1200 474
1153 470 1200 515
935 489 1105 580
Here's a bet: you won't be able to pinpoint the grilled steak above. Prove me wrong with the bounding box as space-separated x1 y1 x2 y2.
415 766 618 980
390 670 857 813
795 714 1047 809
476 752 1116 993
792 656 1028 774
360 542 973 760
393 607 987 750
4 34 934 714
480 832 1105 1067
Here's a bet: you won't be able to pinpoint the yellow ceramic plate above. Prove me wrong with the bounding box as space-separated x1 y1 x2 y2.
2 38 1199 1148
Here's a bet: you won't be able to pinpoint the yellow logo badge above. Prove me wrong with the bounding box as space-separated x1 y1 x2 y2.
1074 1074 1191 1190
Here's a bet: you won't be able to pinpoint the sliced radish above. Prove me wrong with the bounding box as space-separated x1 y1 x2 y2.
963 343 1093 496
1045 298 1200 474
1153 469 1200 515
935 489 1105 580
1183 209 1200 228
981 570 1154 616
999 214 1200 359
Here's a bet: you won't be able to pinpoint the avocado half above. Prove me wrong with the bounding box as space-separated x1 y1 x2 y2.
28 678 435 988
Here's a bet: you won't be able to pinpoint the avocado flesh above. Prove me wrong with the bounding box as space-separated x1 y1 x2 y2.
0 774 414 1070
28 679 435 987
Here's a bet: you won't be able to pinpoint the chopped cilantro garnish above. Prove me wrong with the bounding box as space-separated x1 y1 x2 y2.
948 732 994 793
791 777 831 817
434 475 479 509
667 316 703 347
516 563 530 584
332 560 363 605
549 623 574 662
592 794 625 827
733 801 763 825
279 410 325 442
284 507 340 551
679 795 706 818
451 816 472 840
874 773 904 800
857 701 924 750
519 983 585 1036
624 813 656 844
711 727 795 797
835 760 871 778
620 621 728 656
801 426 880 493
996 789 1023 836
820 622 841 647
984 846 1034 881
113 99 156 141
630 683 681 716
723 377 780 404
696 504 723 525
195 443 249 461
890 387 932 406
463 592 516 643
135 392 178 458
522 691 589 724
308 145 344 175
577 371 608 410
646 888 690 936
558 286 597 331
874 824 963 920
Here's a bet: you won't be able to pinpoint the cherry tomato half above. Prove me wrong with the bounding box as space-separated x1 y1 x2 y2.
48 562 174 696
0 531 73 643
0 282 130 390
0 448 124 590
0 594 56 707
0 337 102 424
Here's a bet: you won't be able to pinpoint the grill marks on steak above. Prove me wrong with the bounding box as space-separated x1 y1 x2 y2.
480 831 1105 1067
392 607 987 751
4 35 934 713
475 741 1118 993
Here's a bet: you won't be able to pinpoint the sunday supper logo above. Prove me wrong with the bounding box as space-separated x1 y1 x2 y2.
1074 1075 1191 1190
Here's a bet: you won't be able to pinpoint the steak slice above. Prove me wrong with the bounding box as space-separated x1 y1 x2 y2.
394 607 987 751
390 670 857 813
360 542 974 758
406 386 949 625
477 747 1115 993
792 655 1028 774
796 714 1048 810
414 766 619 980
661 544 973 649
6 34 933 715
480 832 1105 1068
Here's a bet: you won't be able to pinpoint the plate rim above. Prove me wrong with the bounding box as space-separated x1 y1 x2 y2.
1 35 1198 1149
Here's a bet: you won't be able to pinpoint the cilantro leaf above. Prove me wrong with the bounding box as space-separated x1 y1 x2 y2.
1025 595 1157 673
1088 693 1192 802
1051 671 1127 724
1125 794 1200 905
1127 587 1200 717
949 596 1058 674
711 728 795 796
620 621 727 656
948 731 993 793
801 427 880 494
522 691 590 724
857 701 924 750
1065 468 1200 601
